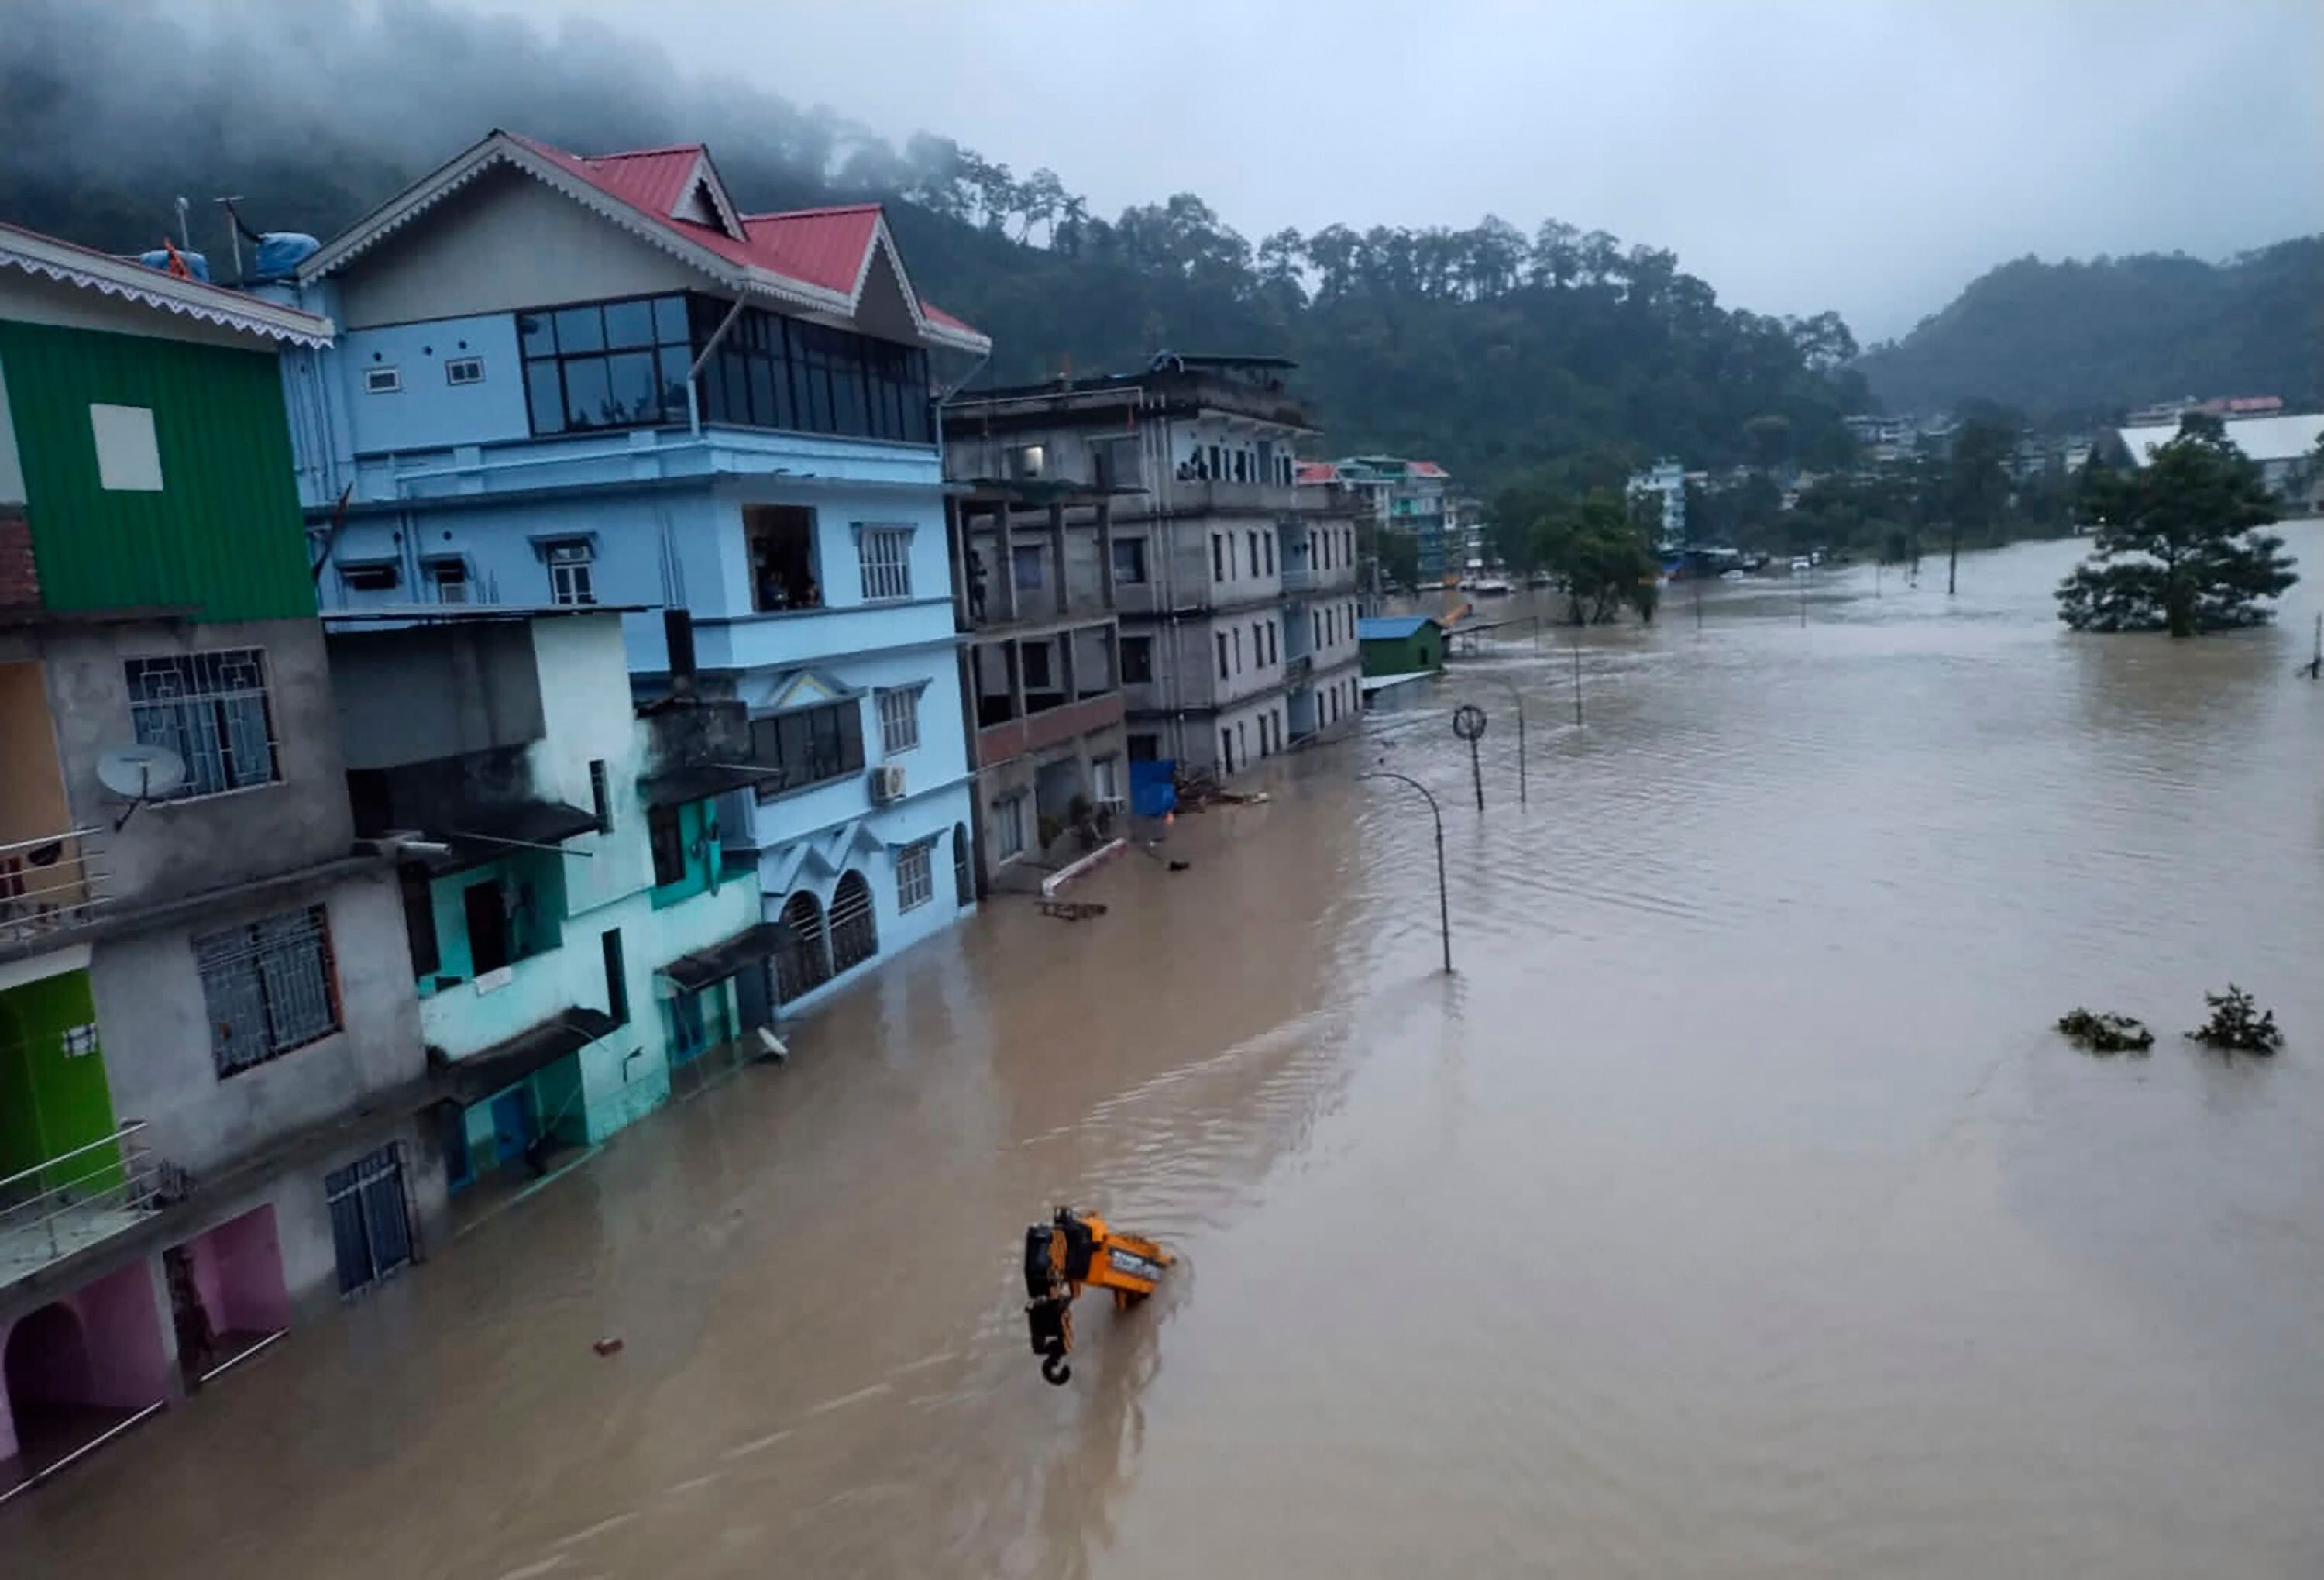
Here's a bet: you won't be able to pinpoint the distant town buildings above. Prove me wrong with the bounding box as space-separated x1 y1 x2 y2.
1626 459 1688 546
2102 411 2324 509
1324 456 1455 584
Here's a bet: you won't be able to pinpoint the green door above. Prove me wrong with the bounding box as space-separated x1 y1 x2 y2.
0 969 119 1197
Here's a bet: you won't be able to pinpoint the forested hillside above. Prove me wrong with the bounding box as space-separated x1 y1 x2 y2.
1857 241 2324 425
1 0 1864 489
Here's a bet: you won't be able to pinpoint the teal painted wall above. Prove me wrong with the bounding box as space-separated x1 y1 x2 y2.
648 799 720 911
414 850 570 995
0 319 315 621
0 969 120 1191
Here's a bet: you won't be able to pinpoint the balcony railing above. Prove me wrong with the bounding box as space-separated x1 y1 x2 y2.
0 827 108 948
0 1122 178 1289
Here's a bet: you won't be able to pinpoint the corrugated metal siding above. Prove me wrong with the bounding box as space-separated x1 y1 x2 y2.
0 319 315 621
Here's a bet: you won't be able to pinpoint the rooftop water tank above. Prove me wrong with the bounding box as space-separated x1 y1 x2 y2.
136 248 211 281
250 232 321 282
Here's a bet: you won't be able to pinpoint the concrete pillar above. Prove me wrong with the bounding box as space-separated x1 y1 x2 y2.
1006 642 1025 722
945 497 970 631
1048 504 1069 615
996 504 1019 623
1059 629 1078 704
1098 498 1118 611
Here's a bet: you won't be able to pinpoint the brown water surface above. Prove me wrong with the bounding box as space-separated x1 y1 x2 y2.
9 531 2324 1578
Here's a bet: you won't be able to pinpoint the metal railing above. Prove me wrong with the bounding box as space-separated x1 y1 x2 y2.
0 1122 177 1283
0 826 110 946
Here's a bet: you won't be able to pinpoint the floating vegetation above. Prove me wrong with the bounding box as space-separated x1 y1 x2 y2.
2186 986 2283 1055
2056 1008 2155 1054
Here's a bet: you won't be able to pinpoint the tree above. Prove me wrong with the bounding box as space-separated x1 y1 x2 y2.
1535 489 1657 625
2056 415 2295 636
1942 416 2014 591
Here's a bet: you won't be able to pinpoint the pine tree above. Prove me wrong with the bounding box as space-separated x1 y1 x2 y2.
2056 415 2295 636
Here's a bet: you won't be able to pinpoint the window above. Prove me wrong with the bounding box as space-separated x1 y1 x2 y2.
601 928 628 1026
198 906 340 1076
1232 628 1243 673
1246 532 1260 579
772 890 831 1004
857 525 914 601
897 842 933 912
1266 621 1277 665
588 759 612 832
1216 632 1230 681
996 795 1027 860
1212 535 1226 582
746 505 820 611
363 367 401 395
952 824 974 906
749 699 865 797
1012 545 1045 590
1092 436 1142 490
1112 538 1148 584
1313 610 1322 648
1128 733 1159 762
1093 756 1120 805
1264 535 1276 575
546 541 595 605
876 686 921 754
89 404 163 491
686 296 931 445
340 560 398 593
126 648 277 799
829 871 878 973
425 557 469 602
648 804 688 887
61 1023 98 1057
1219 728 1233 773
518 294 689 435
326 1145 412 1296
1121 636 1153 683
1208 445 1222 479
444 356 484 387
1234 451 1249 484
1022 642 1054 690
1008 444 1047 480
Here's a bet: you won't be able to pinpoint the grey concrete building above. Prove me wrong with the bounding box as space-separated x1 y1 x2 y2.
944 356 1364 781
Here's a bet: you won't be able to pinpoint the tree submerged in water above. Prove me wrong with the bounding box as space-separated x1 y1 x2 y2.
2056 414 2295 637
2056 1008 2154 1054
2186 986 2282 1055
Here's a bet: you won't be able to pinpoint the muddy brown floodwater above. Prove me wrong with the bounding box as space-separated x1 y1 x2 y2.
9 530 2324 1578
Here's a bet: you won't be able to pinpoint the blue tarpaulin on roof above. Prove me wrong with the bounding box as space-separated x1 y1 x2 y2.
1129 759 1177 818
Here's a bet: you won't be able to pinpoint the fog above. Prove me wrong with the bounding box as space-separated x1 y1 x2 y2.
5 0 2318 340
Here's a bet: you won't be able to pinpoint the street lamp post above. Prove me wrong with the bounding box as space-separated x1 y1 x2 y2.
1451 704 1488 811
1358 771 1452 975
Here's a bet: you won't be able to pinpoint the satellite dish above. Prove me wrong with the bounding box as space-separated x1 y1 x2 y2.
97 744 188 827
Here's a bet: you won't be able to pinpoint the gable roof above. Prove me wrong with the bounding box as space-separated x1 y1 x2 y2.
0 220 335 348
299 130 986 355
1359 615 1440 640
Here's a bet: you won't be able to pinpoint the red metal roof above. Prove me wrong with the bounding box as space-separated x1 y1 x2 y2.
1408 460 1449 477
741 206 881 297
504 134 978 339
1296 460 1339 484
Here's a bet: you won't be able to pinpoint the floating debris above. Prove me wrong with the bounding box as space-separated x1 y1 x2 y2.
2186 986 2282 1055
2056 1008 2154 1054
593 1336 625 1357
1038 899 1108 923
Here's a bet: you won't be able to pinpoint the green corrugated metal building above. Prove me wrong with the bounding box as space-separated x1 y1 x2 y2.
0 228 335 622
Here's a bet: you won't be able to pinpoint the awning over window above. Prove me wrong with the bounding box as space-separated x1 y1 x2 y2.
657 922 786 993
413 799 602 874
430 1007 617 1104
639 762 782 809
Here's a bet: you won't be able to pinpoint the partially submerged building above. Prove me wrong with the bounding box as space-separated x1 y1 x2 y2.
0 224 436 1494
944 355 1363 781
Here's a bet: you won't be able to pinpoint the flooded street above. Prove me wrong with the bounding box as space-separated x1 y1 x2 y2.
10 529 2324 1578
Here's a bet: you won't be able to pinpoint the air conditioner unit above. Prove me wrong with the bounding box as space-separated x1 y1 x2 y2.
870 764 907 804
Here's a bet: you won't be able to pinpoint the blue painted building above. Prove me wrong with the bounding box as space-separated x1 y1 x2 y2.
260 131 988 1017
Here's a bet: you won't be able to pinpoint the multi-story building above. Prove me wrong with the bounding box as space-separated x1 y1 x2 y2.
258 130 987 1020
1 224 439 1493
1626 458 1688 549
944 482 1126 890
1332 456 1454 584
944 355 1364 780
325 606 774 1203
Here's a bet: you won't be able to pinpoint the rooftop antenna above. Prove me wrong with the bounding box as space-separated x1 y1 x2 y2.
213 195 247 282
173 196 191 251
96 742 188 830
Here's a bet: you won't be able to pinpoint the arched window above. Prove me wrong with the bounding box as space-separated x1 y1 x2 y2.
772 890 830 1004
952 823 974 906
828 871 878 975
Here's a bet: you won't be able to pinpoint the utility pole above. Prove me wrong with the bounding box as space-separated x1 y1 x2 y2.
1570 639 1583 726
173 196 191 251
1359 772 1452 975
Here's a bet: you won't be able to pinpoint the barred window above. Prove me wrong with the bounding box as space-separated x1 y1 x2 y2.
875 686 921 755
896 841 933 912
125 648 278 799
197 905 341 1076
856 525 914 601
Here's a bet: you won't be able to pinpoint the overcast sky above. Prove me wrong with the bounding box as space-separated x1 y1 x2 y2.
553 1 2314 340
